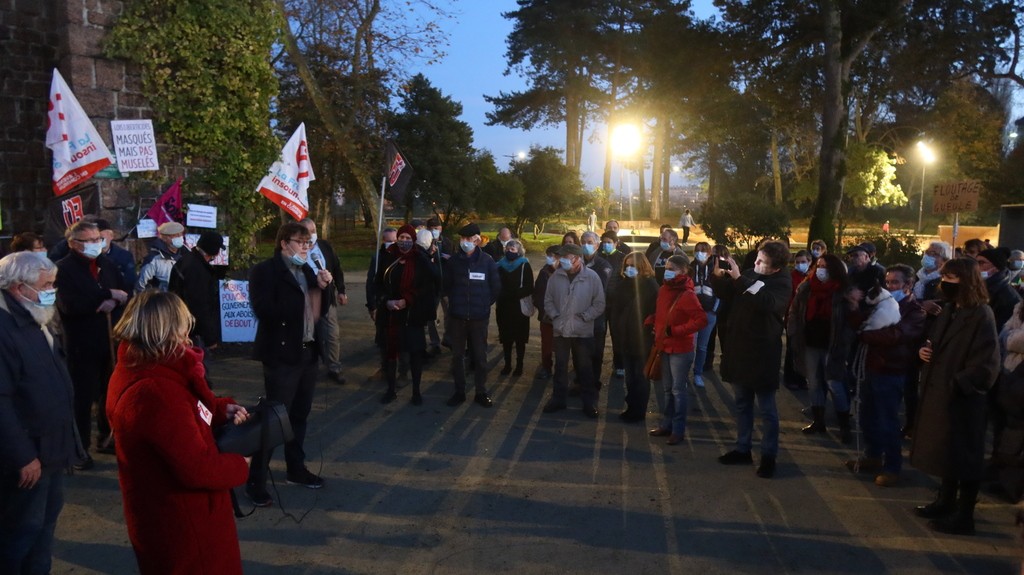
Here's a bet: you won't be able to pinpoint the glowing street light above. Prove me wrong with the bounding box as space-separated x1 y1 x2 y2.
916 141 936 233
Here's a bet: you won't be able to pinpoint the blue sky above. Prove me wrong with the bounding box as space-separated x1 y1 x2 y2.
410 1 720 190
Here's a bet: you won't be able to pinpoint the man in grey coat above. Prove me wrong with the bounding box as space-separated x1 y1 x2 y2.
542 244 606 418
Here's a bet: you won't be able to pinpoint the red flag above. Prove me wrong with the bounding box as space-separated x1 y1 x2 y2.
384 140 414 204
146 178 184 226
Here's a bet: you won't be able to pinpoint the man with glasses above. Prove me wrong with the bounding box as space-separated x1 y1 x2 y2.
55 220 130 469
246 222 333 507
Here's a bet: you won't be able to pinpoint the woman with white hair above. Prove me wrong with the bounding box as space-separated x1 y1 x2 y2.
915 241 952 304
495 238 534 376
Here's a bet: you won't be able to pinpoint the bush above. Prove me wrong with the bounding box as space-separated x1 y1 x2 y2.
845 233 922 268
700 194 791 250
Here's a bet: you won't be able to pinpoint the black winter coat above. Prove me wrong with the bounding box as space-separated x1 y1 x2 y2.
721 269 792 391
249 254 329 367
55 252 128 362
444 247 500 320
374 247 438 328
986 270 1021 333
169 248 221 345
496 259 533 344
607 275 659 358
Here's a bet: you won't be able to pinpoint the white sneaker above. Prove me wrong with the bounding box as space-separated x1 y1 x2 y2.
694 375 705 388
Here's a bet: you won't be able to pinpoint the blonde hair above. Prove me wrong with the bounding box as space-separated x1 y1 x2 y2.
622 252 655 278
113 290 194 364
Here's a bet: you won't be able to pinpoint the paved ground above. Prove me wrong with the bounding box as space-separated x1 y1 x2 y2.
53 261 1021 574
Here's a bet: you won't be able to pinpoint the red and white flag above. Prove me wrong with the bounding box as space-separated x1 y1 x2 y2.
45 68 115 196
257 123 314 220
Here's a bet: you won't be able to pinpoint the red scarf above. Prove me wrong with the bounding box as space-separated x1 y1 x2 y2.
383 245 418 359
805 275 840 322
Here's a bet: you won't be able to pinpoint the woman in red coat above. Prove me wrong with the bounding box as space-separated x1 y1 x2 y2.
106 291 250 574
648 255 708 444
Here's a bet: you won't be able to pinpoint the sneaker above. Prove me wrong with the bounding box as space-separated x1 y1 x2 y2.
246 486 273 507
874 472 900 487
694 375 705 388
718 450 753 465
286 468 324 489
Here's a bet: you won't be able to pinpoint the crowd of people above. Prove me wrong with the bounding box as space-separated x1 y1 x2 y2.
3 213 1024 572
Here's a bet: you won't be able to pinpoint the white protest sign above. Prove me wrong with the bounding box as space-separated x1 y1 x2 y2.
186 204 217 229
137 218 157 239
219 280 258 342
184 234 229 266
110 119 159 173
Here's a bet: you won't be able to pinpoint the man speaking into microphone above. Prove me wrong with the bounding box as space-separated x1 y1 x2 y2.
301 218 348 384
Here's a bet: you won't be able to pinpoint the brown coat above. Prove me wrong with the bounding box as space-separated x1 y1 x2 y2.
910 303 999 479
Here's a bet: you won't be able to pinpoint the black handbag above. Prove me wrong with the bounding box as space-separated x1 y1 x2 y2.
215 398 293 457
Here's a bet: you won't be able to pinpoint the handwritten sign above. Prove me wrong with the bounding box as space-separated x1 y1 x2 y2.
932 180 982 214
219 280 258 342
186 204 217 229
137 218 157 239
110 120 159 173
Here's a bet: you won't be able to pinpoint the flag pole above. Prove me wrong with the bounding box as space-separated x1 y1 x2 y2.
374 175 386 276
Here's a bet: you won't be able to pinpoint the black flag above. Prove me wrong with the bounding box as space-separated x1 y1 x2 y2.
45 183 99 244
384 140 414 204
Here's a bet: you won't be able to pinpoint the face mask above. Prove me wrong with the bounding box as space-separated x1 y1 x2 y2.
663 270 677 281
602 242 615 254
171 236 185 249
1012 260 1024 271
397 240 414 252
500 239 510 247
383 241 395 250
795 262 810 274
431 229 441 239
460 241 475 253
980 270 990 280
815 268 829 282
582 244 596 256
695 252 708 263
23 284 57 307
81 241 103 259
660 241 672 252
505 251 519 261
811 249 822 259
99 238 108 251
921 254 937 271
940 280 959 301
33 251 49 259
891 289 907 303
289 252 307 266
625 266 638 278
546 256 557 267
559 257 574 271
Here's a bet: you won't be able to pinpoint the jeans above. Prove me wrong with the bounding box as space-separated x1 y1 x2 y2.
805 347 849 413
450 317 489 394
693 312 717 378
321 303 343 374
621 354 649 416
249 346 318 489
733 385 779 458
0 470 63 575
553 336 597 408
860 372 905 473
661 352 695 436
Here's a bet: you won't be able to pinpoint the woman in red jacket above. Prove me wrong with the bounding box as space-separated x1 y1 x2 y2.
648 255 709 444
106 291 251 574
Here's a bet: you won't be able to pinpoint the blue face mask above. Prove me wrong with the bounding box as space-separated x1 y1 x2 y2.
431 229 441 239
795 262 810 274
460 241 475 253
815 268 829 282
811 249 822 259
625 266 638 278
602 242 615 254
921 254 937 271
23 284 57 307
289 253 307 266
505 251 519 261
660 241 672 252
695 252 708 263
1012 260 1024 271
582 244 596 256
546 256 557 267
559 257 574 271
890 289 907 303
81 241 103 259
663 270 677 281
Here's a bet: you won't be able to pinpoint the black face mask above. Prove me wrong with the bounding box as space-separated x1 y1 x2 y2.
940 280 960 301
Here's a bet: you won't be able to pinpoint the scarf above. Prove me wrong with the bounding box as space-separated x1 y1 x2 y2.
384 245 419 359
496 255 527 272
806 275 840 322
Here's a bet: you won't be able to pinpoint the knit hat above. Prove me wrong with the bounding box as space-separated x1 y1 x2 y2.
458 222 481 237
979 247 1008 271
396 224 417 239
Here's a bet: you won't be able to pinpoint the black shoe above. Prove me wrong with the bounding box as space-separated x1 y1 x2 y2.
427 345 442 357
535 367 552 380
512 364 523 376
286 468 324 489
246 486 273 507
474 393 493 408
446 392 466 406
500 364 512 375
73 454 94 471
441 339 452 349
929 515 975 536
380 390 398 404
583 406 598 419
756 456 776 478
327 371 346 385
568 384 581 397
718 450 753 465
915 501 955 519
619 411 645 422
542 402 567 413
411 392 423 406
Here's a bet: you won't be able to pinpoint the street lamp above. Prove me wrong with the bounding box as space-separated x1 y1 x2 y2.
916 141 936 233
504 151 526 164
611 123 642 222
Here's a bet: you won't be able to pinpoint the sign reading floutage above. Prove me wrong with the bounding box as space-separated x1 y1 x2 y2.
220 280 257 343
932 180 982 214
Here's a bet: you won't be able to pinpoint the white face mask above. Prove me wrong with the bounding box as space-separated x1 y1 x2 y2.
81 241 103 259
309 233 318 244
170 236 185 249
815 268 829 282
431 229 441 239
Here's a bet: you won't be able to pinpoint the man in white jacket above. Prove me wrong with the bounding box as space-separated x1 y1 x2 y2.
542 244 606 418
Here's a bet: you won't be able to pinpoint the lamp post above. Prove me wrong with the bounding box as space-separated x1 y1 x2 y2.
916 141 936 233
610 123 641 223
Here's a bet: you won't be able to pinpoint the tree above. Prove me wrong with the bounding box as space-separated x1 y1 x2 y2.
700 193 791 250
509 147 587 236
792 141 907 210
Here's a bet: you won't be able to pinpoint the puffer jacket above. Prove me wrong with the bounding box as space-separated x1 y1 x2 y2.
444 245 500 320
136 238 184 292
650 275 707 354
544 265 605 338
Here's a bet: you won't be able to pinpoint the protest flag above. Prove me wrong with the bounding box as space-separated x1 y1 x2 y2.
145 178 184 226
45 184 99 244
384 140 414 205
257 123 315 221
45 69 115 195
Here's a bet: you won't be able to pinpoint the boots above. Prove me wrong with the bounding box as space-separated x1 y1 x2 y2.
837 411 853 444
929 481 978 535
380 361 398 404
512 343 524 376
915 478 958 519
802 406 826 434
500 343 512 375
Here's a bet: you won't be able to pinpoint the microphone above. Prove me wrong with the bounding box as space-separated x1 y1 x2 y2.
311 254 324 272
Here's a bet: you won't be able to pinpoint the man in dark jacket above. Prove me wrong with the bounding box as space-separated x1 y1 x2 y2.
580 231 614 389
425 216 452 355
718 240 792 478
301 218 348 384
169 231 225 351
96 218 137 290
246 222 333 506
482 227 513 261
604 220 633 255
846 243 886 296
0 253 81 575
55 220 129 467
977 248 1021 332
845 264 927 486
444 223 500 407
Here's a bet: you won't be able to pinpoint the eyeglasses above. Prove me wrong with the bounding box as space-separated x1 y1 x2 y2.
288 239 314 248
71 236 103 244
